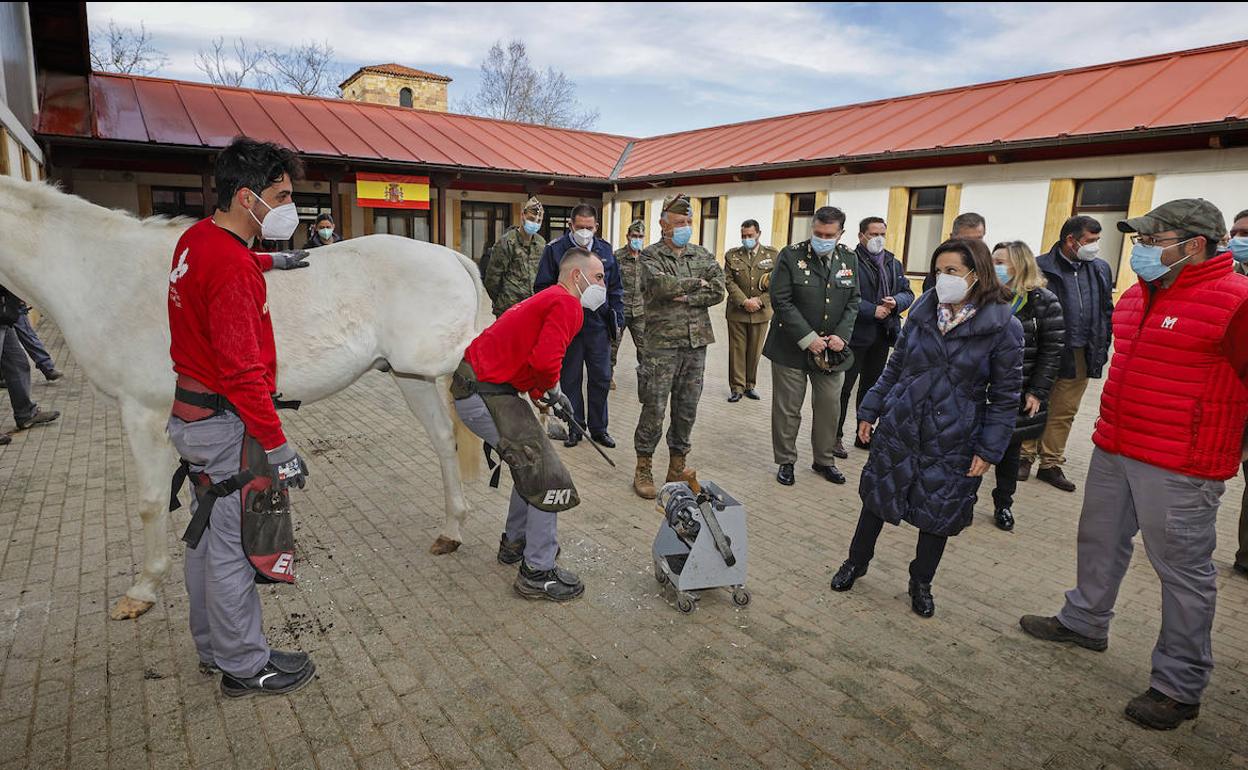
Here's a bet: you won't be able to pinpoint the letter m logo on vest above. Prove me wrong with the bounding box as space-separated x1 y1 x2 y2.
542 489 572 506
1162 316 1178 330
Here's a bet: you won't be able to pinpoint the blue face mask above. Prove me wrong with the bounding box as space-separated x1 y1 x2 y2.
994 264 1012 285
1230 235 1248 263
672 225 693 247
742 238 757 250
810 236 838 256
1131 242 1191 283
629 237 644 251
522 219 541 236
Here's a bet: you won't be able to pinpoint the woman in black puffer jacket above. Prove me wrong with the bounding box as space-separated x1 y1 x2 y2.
989 241 1065 531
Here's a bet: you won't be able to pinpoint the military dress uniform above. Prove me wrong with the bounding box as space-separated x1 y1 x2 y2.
483 225 547 317
724 242 778 397
633 196 726 496
763 240 860 473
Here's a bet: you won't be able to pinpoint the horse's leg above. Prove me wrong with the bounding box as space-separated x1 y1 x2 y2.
393 375 469 554
110 402 176 620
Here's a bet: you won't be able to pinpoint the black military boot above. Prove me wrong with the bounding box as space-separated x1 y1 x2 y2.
1124 688 1200 730
220 656 316 698
497 532 525 565
514 561 584 602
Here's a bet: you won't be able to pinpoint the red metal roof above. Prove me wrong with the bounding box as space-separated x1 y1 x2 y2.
42 73 631 179
618 39 1248 179
36 40 1248 182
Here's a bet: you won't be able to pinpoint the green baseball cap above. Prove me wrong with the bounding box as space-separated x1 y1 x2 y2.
1117 198 1226 242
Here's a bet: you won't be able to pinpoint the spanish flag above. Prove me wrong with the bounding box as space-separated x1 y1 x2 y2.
356 172 430 210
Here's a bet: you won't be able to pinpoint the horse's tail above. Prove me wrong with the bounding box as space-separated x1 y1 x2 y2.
441 375 482 482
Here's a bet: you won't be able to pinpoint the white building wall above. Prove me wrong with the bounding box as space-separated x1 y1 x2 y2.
1152 169 1246 228
958 180 1051 251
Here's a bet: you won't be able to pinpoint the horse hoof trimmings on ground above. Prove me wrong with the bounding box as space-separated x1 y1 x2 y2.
0 175 482 619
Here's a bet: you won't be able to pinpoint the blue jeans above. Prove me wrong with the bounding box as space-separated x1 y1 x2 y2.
14 314 54 374
0 326 36 423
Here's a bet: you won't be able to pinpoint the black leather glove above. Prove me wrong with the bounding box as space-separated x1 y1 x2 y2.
266 442 309 490
266 250 311 270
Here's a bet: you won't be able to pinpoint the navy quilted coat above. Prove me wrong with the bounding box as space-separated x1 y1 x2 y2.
857 292 1024 537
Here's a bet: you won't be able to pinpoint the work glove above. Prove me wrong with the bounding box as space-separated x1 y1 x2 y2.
266 250 311 270
539 386 575 422
266 442 310 490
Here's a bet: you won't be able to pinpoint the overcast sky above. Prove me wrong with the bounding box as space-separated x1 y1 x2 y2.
86 2 1248 137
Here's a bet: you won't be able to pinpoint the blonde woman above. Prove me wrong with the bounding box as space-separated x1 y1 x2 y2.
989 241 1065 531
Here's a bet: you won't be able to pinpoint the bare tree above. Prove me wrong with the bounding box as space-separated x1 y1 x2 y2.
461 40 599 130
266 42 340 97
195 37 268 88
89 21 169 76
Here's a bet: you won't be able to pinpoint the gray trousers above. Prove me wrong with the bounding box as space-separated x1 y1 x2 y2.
168 412 270 678
0 326 36 423
1058 447 1224 705
771 362 844 466
453 394 559 570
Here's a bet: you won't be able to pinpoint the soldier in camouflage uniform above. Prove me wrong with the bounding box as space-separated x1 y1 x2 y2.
483 197 546 317
610 218 647 387
632 194 726 499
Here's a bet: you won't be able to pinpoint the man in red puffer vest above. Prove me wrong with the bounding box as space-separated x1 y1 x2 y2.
1021 199 1248 731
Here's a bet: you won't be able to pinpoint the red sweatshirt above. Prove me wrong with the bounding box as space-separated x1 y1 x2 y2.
168 218 285 449
465 285 584 400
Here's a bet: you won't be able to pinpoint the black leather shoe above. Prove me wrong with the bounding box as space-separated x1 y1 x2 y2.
776 463 795 486
812 462 846 484
563 430 581 448
220 658 316 698
1017 459 1033 481
994 507 1015 531
0 434 10 446
1125 688 1200 730
514 562 584 602
743 389 760 400
831 439 849 459
1036 466 1076 492
1018 615 1107 651
590 431 616 449
830 560 867 592
909 579 935 618
497 532 525 565
727 392 742 403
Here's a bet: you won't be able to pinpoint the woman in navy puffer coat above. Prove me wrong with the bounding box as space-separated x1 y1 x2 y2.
830 238 1024 618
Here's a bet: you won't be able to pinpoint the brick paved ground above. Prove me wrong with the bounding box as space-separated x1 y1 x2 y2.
0 308 1246 770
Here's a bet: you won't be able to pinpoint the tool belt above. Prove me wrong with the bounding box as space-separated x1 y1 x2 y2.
451 359 579 512
169 376 298 584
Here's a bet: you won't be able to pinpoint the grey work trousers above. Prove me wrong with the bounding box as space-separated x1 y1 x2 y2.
771 362 844 467
1058 447 1224 705
168 413 270 678
453 394 559 570
0 325 36 423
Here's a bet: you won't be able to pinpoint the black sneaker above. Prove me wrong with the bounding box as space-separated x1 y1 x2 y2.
1125 688 1200 730
220 658 316 698
497 532 525 565
514 561 584 602
16 408 59 431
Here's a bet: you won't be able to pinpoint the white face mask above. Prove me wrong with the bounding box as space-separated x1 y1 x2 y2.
579 282 607 311
572 228 594 247
247 192 299 241
1076 241 1100 261
865 235 886 255
935 272 974 304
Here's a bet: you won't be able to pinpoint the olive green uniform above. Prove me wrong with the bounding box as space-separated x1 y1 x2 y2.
762 241 860 466
483 226 546 317
609 245 647 372
723 244 778 395
634 240 726 457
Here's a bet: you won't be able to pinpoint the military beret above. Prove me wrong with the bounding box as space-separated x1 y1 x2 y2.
627 218 646 235
662 193 692 216
523 196 544 217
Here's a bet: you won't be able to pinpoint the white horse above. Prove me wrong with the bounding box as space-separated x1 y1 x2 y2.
0 174 481 619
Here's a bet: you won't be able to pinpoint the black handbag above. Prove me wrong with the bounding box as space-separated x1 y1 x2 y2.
0 287 23 326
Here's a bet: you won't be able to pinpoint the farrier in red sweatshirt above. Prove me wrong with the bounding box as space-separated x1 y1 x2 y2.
167 218 285 450
465 285 584 399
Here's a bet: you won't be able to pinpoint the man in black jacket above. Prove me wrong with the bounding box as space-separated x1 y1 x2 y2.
1019 215 1114 491
834 217 915 458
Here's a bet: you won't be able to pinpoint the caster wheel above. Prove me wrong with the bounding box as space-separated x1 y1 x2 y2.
676 594 695 614
732 588 751 607
654 566 668 586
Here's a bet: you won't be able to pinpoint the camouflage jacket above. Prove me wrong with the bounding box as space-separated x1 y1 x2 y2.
614 245 646 319
723 244 778 324
640 240 726 349
483 226 546 315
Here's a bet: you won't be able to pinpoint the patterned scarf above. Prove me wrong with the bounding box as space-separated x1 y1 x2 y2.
937 302 978 335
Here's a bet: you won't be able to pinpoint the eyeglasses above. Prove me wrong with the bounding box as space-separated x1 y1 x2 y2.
1130 235 1187 247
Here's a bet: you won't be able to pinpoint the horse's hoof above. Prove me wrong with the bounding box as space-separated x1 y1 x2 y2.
110 596 155 620
429 536 461 555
